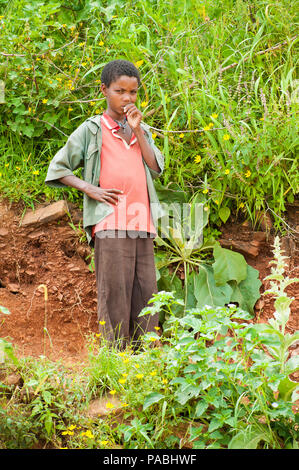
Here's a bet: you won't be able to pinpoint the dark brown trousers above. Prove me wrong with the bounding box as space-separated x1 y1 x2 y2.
94 231 158 349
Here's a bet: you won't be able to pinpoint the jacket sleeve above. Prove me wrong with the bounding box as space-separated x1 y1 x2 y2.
142 125 164 180
45 122 87 188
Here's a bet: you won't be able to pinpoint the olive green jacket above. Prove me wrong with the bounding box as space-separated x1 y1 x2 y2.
45 115 165 246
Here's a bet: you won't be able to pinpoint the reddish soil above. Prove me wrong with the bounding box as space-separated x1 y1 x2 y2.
0 198 298 364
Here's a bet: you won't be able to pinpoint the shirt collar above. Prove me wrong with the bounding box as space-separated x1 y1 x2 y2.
102 112 123 130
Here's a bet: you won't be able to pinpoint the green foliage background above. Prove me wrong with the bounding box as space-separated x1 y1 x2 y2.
0 0 298 225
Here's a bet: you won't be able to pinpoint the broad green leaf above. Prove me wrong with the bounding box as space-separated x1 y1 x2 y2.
212 245 247 286
188 265 232 309
228 265 262 314
218 206 230 223
228 427 270 449
285 331 299 349
278 377 299 402
143 392 165 410
208 417 222 433
285 355 299 375
194 400 209 418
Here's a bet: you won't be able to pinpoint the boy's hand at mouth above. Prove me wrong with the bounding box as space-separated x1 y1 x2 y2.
123 104 142 130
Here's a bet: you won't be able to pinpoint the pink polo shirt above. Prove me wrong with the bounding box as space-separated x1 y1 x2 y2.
92 113 156 237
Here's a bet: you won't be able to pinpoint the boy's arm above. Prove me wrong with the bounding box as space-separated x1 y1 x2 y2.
134 127 160 173
45 123 86 188
46 122 122 204
59 175 122 205
125 104 164 178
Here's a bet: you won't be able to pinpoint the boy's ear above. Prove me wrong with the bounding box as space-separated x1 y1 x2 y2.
100 83 107 95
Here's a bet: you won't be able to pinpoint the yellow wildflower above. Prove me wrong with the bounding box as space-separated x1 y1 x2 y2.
95 109 101 114
179 133 184 139
68 107 73 112
135 373 144 379
62 430 74 436
5 163 9 167
203 125 210 131
154 326 160 331
245 170 251 178
202 189 208 194
98 41 104 46
259 117 264 121
0 173 2 177
141 101 148 108
152 133 157 139
162 378 168 384
100 440 109 446
118 378 126 384
42 99 48 104
194 155 201 163
89 101 96 106
16 166 21 171
134 364 140 369
225 169 230 175
106 402 115 409
135 60 144 68
67 425 76 431
223 134 230 141
208 122 214 128
99 320 106 325
118 352 126 357
109 390 116 395
123 358 129 363
81 430 94 439
95 333 101 337
239 202 245 208
210 113 218 119
150 371 157 376
32 170 39 175
121 403 129 407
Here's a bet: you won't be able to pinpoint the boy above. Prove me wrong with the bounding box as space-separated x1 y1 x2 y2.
45 59 164 350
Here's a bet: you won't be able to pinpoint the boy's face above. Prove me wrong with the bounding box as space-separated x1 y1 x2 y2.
101 75 139 119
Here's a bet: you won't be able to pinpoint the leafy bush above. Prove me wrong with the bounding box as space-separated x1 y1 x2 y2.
0 0 297 227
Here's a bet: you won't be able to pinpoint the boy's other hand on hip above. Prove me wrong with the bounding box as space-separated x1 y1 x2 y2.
84 183 123 205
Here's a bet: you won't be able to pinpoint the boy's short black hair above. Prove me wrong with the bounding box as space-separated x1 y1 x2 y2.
101 59 141 87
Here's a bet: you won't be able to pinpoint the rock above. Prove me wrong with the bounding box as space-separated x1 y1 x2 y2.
69 266 81 272
7 283 20 293
27 229 45 239
0 228 9 237
253 231 267 242
255 299 265 310
219 239 259 257
21 201 69 227
86 396 123 418
2 373 23 387
256 211 273 232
